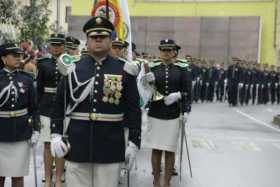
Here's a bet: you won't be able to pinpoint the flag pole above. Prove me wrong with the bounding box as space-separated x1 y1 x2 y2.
106 0 109 19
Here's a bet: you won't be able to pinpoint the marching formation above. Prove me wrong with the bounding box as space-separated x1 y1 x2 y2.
187 58 280 106
0 15 279 187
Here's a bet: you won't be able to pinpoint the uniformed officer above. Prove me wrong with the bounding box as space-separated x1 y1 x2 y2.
192 59 202 103
200 61 210 103
227 58 241 106
262 64 270 104
276 66 280 104
65 36 81 56
37 33 65 187
0 43 39 187
50 16 141 187
216 63 226 102
110 38 125 59
141 39 192 187
270 65 277 104
251 63 258 105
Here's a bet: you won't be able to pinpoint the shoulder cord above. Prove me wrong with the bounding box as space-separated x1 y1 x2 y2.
0 81 18 107
66 69 95 115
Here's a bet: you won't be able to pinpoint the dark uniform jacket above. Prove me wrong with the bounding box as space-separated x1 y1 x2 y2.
51 55 141 163
227 65 240 83
37 56 62 117
0 69 39 142
147 60 192 120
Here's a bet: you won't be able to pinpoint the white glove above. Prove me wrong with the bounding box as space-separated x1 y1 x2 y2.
144 72 155 83
125 141 138 170
50 133 70 158
192 81 196 86
268 83 271 87
164 92 181 106
238 83 244 88
183 112 189 124
30 131 40 145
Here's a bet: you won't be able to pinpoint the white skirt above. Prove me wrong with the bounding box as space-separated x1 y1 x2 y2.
0 141 31 177
142 116 181 152
65 161 121 187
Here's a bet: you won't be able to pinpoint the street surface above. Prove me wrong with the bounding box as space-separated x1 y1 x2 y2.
4 102 280 187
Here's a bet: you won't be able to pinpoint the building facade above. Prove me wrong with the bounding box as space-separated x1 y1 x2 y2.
70 0 277 64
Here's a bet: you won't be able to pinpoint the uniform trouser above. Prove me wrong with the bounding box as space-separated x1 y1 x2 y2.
245 85 252 104
239 85 245 105
201 83 208 102
277 85 280 104
193 82 201 102
263 85 269 104
252 85 257 104
65 161 121 187
271 85 276 104
208 84 214 102
258 85 263 104
217 82 224 101
228 83 238 106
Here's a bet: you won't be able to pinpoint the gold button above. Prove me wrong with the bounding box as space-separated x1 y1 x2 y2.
97 67 100 70
95 81 99 85
10 111 16 117
90 113 97 120
96 74 100 77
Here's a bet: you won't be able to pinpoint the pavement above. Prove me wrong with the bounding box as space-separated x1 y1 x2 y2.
3 102 280 187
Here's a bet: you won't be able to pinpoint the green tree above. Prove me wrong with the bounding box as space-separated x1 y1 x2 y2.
19 0 51 48
0 0 20 43
0 0 19 24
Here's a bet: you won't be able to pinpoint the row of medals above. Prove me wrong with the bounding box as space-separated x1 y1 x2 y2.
102 76 122 105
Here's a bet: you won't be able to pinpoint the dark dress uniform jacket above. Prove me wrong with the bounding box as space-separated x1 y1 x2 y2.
0 69 38 142
51 55 141 163
37 57 62 117
148 60 192 120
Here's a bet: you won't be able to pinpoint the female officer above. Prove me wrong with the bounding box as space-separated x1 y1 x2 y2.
142 39 192 187
0 43 39 187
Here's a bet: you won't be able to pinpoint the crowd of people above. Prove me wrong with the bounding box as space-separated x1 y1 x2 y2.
0 15 279 187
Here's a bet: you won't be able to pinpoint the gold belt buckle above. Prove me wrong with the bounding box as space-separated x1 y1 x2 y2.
90 113 97 120
10 111 16 117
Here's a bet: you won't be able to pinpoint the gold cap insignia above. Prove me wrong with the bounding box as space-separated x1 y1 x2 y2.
96 17 102 24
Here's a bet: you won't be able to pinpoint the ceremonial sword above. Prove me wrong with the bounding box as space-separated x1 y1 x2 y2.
179 117 193 183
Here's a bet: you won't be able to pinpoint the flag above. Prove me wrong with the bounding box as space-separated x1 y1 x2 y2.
92 0 132 61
